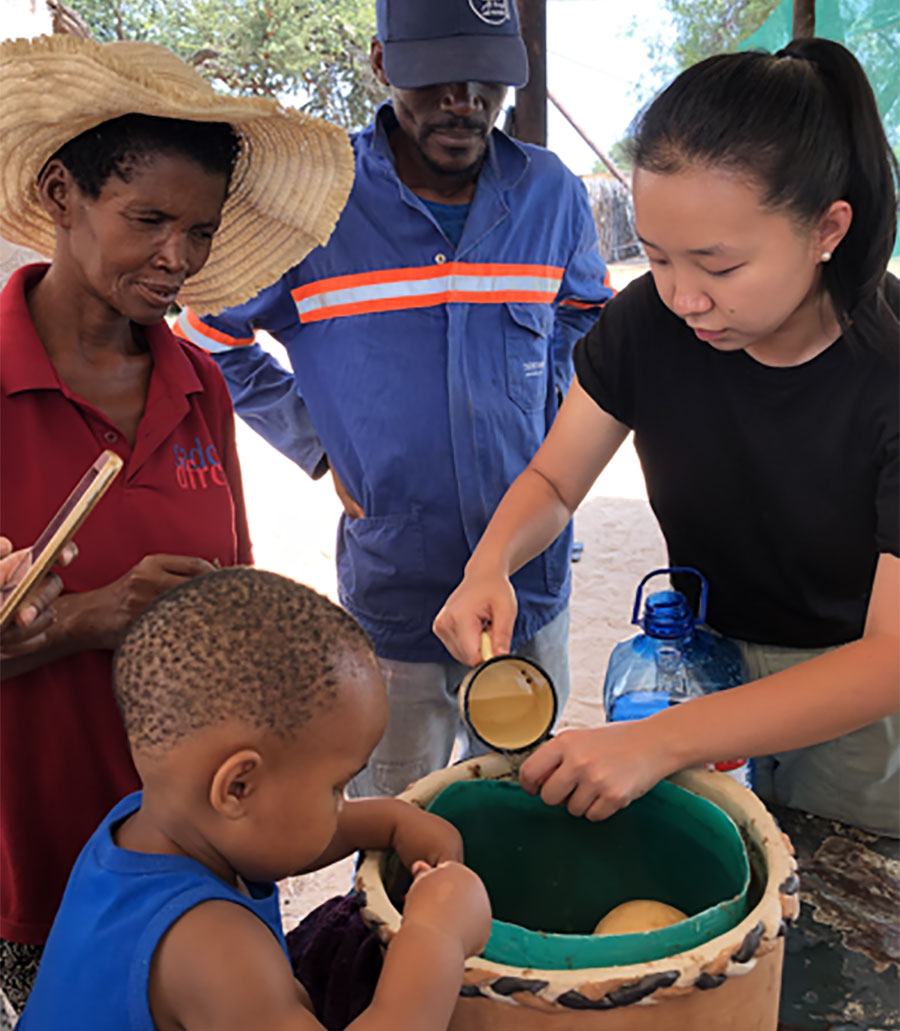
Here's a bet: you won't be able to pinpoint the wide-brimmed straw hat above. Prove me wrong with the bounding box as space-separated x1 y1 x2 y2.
0 34 355 314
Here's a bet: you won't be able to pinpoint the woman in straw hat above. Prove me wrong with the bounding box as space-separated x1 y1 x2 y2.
0 34 353 1010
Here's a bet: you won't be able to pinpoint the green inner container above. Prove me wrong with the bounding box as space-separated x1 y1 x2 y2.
425 778 750 970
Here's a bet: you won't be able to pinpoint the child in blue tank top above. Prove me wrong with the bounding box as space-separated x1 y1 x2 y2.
19 568 491 1030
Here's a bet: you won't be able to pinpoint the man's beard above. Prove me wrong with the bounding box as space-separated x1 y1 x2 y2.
417 118 489 180
418 147 486 180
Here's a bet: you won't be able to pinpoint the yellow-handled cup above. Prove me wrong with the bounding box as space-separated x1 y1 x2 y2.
458 631 557 754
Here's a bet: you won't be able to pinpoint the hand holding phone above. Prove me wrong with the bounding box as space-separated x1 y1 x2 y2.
0 539 79 661
0 536 77 620
0 451 122 631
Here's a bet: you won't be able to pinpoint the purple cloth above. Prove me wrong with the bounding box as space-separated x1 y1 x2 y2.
286 894 384 1030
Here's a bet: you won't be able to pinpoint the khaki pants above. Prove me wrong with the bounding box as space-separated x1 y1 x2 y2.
737 640 900 838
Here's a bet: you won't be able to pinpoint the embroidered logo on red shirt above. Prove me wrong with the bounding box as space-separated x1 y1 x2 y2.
173 438 227 490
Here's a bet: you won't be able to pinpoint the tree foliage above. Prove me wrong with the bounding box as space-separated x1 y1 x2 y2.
72 0 385 130
663 0 781 69
633 0 780 102
606 0 781 168
593 138 633 176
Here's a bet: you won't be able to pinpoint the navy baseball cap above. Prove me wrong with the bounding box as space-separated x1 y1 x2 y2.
376 0 529 89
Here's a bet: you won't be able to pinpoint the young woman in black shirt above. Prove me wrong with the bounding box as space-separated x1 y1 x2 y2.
434 38 899 835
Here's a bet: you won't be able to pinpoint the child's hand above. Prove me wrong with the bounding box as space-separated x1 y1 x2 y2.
404 860 492 958
391 805 464 868
519 722 675 821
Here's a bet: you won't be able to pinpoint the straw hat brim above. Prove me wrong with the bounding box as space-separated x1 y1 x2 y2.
0 35 355 315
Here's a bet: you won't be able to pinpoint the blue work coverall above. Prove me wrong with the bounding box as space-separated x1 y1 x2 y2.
176 104 613 663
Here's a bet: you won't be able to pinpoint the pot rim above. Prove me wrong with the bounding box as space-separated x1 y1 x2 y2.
355 754 799 1007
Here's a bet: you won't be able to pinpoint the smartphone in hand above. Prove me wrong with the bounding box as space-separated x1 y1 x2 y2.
0 450 123 629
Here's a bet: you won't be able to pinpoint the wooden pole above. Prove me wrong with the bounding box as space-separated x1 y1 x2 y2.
547 89 629 189
792 0 816 38
513 0 547 147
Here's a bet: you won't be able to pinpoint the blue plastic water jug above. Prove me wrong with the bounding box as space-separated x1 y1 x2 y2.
603 568 754 787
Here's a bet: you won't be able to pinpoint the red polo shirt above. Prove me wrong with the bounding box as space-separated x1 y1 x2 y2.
0 264 252 943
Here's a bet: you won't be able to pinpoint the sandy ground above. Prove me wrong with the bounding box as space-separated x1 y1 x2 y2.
230 261 671 930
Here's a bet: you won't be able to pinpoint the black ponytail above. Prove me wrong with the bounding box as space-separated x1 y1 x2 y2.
631 39 898 360
783 39 898 357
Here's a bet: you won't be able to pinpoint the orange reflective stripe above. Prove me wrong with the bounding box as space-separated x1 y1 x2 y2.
187 308 254 347
290 261 565 303
300 288 560 324
560 267 615 308
292 262 565 324
176 308 255 351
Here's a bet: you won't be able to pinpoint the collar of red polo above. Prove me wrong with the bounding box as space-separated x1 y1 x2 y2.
1 263 204 399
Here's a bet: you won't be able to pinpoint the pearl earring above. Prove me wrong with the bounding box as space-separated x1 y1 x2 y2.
821 251 832 262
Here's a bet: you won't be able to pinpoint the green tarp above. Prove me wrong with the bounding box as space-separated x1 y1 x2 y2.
741 0 899 255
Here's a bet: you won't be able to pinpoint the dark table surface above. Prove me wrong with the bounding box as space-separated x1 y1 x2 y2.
771 804 899 1030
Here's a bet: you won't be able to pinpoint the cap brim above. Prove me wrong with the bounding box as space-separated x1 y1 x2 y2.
383 34 528 89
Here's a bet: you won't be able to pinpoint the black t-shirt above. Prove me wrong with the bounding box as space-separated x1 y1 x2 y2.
574 273 899 647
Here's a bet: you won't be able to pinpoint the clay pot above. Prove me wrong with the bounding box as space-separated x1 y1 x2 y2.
356 753 799 1030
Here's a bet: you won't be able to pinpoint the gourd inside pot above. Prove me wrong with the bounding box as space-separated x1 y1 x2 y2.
423 778 750 970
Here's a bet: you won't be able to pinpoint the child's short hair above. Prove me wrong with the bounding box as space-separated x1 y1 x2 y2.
113 568 373 754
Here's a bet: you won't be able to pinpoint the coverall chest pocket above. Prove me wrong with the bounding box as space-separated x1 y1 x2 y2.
504 302 553 413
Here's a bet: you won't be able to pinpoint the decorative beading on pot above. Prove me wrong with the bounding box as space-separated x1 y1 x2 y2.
356 753 798 1020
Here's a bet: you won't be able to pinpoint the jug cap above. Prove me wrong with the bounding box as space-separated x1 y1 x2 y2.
632 566 708 639
643 589 695 638
458 632 557 753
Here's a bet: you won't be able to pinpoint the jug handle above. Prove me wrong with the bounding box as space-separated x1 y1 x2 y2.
631 567 709 627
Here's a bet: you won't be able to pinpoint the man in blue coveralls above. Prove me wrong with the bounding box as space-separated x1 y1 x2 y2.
175 0 613 797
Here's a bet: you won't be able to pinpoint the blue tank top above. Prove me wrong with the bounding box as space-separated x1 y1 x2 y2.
19 792 287 1030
